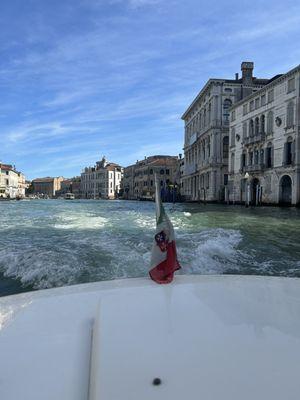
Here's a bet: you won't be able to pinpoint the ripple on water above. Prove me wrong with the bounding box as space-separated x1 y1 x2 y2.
0 200 299 294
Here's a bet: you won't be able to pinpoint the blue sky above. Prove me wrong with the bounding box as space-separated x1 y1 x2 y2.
1 0 300 179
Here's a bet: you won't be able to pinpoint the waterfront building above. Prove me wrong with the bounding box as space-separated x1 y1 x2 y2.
32 176 64 198
228 64 300 206
55 177 81 198
123 155 179 201
80 157 123 199
181 62 271 202
0 163 26 198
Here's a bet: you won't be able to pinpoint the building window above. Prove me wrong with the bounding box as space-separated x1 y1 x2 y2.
223 136 229 158
268 89 274 103
266 145 273 168
241 153 246 168
166 169 170 175
254 150 259 165
206 172 210 189
255 117 259 135
287 77 295 93
243 104 248 115
261 94 266 106
224 174 228 186
249 119 254 136
255 98 260 109
150 180 153 186
284 137 294 165
260 114 265 134
242 122 247 139
260 148 264 164
286 102 294 128
223 99 232 122
160 180 163 186
249 152 253 165
267 111 273 134
160 169 164 175
231 110 236 122
250 101 254 112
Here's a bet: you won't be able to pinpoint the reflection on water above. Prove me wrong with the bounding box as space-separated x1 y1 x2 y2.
0 200 299 296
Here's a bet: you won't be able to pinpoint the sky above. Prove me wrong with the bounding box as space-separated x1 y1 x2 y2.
1 0 300 179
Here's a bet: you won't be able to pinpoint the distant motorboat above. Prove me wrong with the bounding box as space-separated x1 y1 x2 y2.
64 192 75 200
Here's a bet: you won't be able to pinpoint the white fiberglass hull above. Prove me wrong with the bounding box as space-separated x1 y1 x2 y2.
0 275 300 400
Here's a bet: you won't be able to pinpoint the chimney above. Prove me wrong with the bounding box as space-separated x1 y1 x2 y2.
241 61 254 85
235 73 239 80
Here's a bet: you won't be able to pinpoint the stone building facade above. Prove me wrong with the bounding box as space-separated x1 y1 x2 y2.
123 155 179 201
228 65 300 206
80 157 123 199
0 164 26 198
181 62 271 201
32 176 64 197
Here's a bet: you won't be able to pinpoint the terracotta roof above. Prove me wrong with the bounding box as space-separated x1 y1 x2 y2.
0 164 13 171
32 177 55 183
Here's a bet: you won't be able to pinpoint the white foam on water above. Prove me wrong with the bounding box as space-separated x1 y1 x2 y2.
177 228 245 275
54 213 108 230
183 212 192 217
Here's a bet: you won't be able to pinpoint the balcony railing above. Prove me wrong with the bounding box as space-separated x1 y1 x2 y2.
241 164 265 173
243 133 266 145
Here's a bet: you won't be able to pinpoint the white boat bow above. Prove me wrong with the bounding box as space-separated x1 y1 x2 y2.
0 275 300 400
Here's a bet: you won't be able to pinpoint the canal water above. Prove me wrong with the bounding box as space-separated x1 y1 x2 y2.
0 199 299 296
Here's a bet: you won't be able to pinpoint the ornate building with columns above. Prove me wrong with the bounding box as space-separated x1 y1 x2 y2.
181 62 270 201
228 64 300 206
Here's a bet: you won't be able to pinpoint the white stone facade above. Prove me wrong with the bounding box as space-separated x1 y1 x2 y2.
0 164 26 199
81 157 123 199
182 62 269 202
228 65 300 206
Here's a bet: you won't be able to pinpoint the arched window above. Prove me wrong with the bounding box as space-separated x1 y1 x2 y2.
249 119 254 137
149 169 153 175
223 136 229 159
255 117 259 135
260 114 265 134
160 169 164 175
267 111 273 134
223 99 232 122
286 102 294 128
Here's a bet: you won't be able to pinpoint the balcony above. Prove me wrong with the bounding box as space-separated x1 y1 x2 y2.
241 164 265 173
243 133 266 145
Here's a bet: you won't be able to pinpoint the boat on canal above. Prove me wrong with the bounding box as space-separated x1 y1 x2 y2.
64 192 75 200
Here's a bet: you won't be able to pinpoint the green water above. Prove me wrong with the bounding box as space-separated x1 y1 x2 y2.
0 199 299 297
